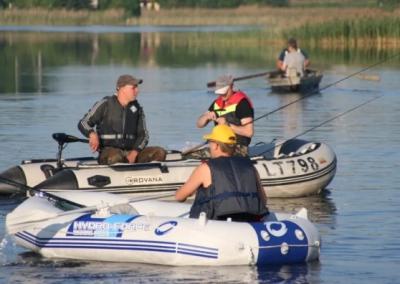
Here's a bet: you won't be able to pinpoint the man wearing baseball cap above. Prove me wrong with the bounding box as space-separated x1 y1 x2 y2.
78 74 165 164
196 74 254 157
176 125 268 222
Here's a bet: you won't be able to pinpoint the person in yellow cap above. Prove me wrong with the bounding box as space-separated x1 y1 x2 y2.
175 125 268 222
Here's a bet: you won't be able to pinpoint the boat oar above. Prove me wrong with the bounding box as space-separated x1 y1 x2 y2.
6 192 176 235
0 176 84 208
355 74 380 81
206 71 274 88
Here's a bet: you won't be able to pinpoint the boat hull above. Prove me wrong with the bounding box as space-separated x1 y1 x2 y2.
0 139 336 198
7 193 320 266
267 69 323 93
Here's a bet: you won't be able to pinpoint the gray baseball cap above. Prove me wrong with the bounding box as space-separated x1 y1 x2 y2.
214 75 233 95
116 74 143 89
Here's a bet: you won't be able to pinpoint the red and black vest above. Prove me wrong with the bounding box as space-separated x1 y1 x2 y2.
212 91 253 146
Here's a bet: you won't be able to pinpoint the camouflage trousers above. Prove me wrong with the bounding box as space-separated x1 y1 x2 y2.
98 146 167 165
183 144 248 159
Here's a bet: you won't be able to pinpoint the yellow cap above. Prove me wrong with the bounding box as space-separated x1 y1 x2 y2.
203 125 236 145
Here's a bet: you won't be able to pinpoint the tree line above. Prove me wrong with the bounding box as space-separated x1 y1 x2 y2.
2 0 399 16
0 0 288 16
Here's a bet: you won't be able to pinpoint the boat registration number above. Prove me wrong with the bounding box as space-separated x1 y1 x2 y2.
262 157 320 176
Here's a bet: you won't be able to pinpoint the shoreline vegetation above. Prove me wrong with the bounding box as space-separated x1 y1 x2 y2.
0 5 400 48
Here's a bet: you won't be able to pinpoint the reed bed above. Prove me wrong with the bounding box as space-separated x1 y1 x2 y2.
1 5 400 49
0 6 395 29
0 8 125 25
285 16 400 49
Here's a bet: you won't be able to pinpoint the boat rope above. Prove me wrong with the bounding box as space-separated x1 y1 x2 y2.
253 241 321 250
252 52 400 124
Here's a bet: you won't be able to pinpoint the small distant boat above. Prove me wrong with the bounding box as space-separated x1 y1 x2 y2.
267 69 323 93
6 191 321 266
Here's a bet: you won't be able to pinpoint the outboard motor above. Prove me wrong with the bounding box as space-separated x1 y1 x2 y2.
52 133 88 169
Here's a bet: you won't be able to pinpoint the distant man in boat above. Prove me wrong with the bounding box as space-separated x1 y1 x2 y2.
277 38 309 77
195 75 254 157
176 124 268 221
78 74 166 165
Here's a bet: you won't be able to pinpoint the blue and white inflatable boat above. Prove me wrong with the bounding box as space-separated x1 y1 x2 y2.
6 192 321 265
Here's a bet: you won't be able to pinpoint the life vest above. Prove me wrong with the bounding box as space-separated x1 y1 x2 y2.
97 96 143 150
212 91 253 146
189 156 268 220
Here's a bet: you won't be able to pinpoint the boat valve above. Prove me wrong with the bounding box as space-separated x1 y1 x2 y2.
93 202 112 217
198 212 207 226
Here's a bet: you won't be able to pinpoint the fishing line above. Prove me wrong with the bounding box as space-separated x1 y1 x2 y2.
252 52 400 124
184 54 397 155
255 95 384 157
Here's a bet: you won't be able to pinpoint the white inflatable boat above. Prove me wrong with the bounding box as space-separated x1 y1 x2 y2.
6 191 321 265
0 135 336 198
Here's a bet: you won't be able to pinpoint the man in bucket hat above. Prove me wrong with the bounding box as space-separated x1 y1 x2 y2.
195 74 254 157
176 124 268 221
78 74 166 165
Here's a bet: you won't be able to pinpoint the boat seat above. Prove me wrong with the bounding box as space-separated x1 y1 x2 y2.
248 142 275 159
297 143 317 155
165 152 183 161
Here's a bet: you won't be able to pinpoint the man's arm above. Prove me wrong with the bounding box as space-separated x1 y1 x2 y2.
230 117 254 138
78 98 107 137
197 103 216 128
216 99 254 138
132 107 149 152
175 163 210 202
300 49 310 68
78 98 107 152
197 111 217 128
276 49 286 69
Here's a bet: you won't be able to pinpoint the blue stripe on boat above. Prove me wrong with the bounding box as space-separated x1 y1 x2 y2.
16 231 219 259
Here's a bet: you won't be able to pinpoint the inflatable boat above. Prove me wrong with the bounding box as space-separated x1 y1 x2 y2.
6 191 321 265
0 134 336 198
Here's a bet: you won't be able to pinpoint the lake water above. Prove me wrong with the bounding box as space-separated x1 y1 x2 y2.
0 26 399 283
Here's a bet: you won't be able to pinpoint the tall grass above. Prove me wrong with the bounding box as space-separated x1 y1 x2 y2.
284 16 400 48
2 5 400 51
0 8 126 25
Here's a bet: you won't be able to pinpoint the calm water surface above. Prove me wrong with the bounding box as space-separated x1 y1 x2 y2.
0 26 399 283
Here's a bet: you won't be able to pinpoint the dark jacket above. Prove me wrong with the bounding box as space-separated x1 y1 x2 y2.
189 156 268 221
78 95 149 151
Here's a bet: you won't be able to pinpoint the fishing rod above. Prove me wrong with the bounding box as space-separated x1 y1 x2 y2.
253 53 399 123
256 94 384 157
185 54 397 155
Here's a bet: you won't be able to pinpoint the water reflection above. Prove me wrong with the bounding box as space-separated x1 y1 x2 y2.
2 252 319 284
273 92 305 139
1 29 398 93
267 190 337 225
